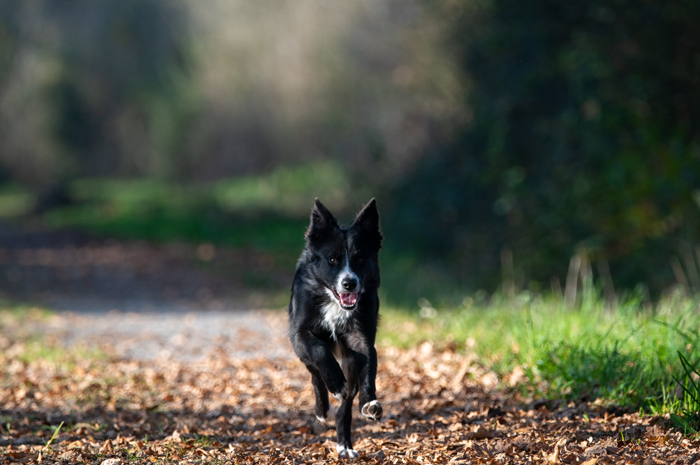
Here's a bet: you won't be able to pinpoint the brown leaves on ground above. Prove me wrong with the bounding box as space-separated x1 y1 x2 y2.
1 336 699 464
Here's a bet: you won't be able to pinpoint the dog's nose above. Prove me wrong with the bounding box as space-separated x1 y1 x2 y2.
341 277 358 291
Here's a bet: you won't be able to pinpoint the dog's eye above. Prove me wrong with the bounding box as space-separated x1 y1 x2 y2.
329 257 338 264
357 257 364 264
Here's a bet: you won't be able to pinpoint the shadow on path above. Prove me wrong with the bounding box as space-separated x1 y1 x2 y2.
0 220 294 362
0 220 292 314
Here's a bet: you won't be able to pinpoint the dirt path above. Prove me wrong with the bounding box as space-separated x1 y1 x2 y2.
0 224 697 463
31 308 292 363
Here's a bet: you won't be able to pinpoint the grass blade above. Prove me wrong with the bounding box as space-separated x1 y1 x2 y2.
43 421 63 450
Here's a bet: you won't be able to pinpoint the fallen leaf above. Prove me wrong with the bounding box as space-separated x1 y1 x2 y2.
548 437 567 464
480 372 499 390
467 425 493 440
67 440 84 449
101 459 121 465
448 422 463 432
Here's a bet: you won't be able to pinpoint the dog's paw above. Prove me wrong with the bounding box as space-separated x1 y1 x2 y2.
361 400 383 421
337 444 359 459
330 382 348 401
315 404 335 424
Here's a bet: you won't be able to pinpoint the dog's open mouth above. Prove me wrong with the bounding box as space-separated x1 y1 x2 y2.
331 288 359 310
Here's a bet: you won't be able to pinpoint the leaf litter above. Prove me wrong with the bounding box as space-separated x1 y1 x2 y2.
2 310 698 465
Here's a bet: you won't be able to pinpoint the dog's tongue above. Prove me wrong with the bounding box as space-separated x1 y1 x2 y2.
339 292 358 307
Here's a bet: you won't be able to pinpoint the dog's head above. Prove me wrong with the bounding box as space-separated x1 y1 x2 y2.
304 198 382 310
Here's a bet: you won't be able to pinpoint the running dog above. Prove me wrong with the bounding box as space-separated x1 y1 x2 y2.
288 198 383 458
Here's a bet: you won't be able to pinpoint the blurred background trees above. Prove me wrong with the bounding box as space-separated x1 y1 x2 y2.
394 0 700 295
1 0 699 300
0 0 458 185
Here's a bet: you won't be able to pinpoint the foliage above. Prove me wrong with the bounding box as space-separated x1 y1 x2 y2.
0 0 457 187
391 0 700 294
3 0 699 295
0 0 194 185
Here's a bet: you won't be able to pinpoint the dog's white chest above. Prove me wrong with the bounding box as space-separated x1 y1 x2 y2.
321 295 353 339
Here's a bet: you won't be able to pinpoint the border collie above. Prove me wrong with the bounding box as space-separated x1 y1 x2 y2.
288 198 383 458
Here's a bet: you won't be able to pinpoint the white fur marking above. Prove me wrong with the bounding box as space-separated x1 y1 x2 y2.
336 251 359 292
337 444 359 459
361 400 382 420
321 288 353 339
316 404 336 424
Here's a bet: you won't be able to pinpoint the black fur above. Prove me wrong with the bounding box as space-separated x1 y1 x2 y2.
288 198 383 458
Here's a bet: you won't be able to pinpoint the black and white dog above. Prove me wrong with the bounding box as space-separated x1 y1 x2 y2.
288 198 383 458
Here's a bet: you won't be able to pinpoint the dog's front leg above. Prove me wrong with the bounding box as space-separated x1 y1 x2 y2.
335 353 359 458
290 329 348 400
335 396 358 458
356 347 382 421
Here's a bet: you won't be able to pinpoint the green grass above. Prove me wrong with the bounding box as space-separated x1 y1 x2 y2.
42 421 63 450
43 178 307 264
0 183 34 217
671 351 700 436
379 289 700 413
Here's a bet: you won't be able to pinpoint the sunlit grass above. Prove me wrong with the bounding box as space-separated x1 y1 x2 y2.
671 351 700 437
0 183 34 217
379 289 700 412
0 303 104 368
213 161 351 215
42 176 309 267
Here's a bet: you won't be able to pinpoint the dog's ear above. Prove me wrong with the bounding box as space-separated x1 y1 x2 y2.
306 198 338 241
352 198 383 245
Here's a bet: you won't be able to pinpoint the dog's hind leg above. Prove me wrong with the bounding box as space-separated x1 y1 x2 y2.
311 372 334 424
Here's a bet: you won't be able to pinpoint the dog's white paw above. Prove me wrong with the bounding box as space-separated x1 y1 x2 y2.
315 404 335 424
337 444 359 459
332 392 343 402
361 400 383 421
